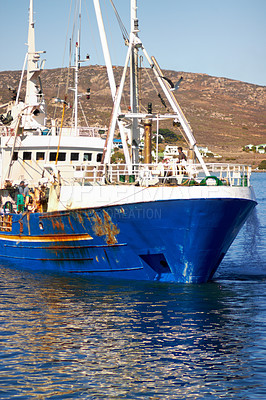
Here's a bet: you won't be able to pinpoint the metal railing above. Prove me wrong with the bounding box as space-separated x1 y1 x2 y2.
54 161 252 187
77 127 106 137
0 125 106 137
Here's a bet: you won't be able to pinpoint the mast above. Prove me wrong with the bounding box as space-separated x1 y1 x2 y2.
23 0 46 129
25 0 36 106
74 0 82 135
102 0 142 165
103 0 209 175
130 0 140 164
93 0 131 166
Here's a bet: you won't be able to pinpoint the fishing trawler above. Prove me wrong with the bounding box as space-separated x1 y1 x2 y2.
0 0 257 283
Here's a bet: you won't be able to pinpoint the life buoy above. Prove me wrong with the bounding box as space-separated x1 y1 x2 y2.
200 176 223 186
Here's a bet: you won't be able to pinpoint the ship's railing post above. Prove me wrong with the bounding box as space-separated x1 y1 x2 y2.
247 166 251 186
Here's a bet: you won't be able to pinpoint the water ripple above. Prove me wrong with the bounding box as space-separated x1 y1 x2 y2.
0 174 266 399
0 268 266 399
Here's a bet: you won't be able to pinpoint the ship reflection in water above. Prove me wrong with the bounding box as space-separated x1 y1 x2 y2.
1 266 265 399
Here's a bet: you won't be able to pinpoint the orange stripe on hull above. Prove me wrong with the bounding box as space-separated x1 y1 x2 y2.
0 233 93 242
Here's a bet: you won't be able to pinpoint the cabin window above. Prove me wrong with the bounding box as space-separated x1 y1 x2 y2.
12 152 18 161
83 153 92 161
49 152 66 162
97 153 103 162
71 152 79 161
23 152 32 161
36 152 45 161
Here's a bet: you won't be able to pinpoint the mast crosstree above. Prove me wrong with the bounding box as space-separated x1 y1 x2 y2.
96 0 208 175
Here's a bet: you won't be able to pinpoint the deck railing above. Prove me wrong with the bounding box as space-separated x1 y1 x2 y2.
57 161 252 187
0 125 106 137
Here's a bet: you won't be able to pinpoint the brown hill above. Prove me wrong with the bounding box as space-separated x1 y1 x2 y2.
0 66 265 166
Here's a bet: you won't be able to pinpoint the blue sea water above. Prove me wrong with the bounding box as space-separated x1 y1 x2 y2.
0 173 265 399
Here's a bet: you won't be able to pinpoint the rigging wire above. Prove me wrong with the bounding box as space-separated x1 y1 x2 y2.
57 0 80 165
106 0 168 115
100 0 127 109
141 64 169 112
109 0 129 43
84 0 101 63
49 0 73 169
53 0 73 121
70 0 82 129
79 100 89 127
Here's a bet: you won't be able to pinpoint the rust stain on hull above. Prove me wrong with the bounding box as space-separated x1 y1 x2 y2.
67 215 75 231
51 217 65 232
91 210 120 245
19 220 23 234
26 213 31 235
103 210 120 245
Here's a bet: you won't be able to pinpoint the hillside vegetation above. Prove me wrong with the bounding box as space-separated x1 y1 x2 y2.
0 65 265 166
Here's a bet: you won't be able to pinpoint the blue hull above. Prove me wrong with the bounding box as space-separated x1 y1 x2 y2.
0 198 256 283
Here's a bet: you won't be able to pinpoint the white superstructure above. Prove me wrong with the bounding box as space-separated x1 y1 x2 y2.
0 0 106 187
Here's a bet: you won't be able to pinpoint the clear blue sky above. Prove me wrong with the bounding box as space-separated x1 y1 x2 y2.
0 0 265 86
